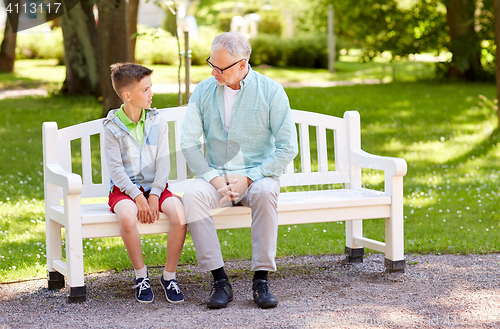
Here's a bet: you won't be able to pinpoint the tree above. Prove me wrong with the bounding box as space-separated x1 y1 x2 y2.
494 0 500 124
128 0 140 62
60 0 100 96
0 0 20 72
97 0 130 117
444 0 486 80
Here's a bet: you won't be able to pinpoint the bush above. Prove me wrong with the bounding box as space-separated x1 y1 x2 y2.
250 33 330 69
189 26 220 65
257 11 284 36
135 28 179 65
286 34 329 69
217 12 234 32
249 34 288 67
16 27 64 63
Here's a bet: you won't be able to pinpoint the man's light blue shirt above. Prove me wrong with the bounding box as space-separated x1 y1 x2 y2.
181 66 298 183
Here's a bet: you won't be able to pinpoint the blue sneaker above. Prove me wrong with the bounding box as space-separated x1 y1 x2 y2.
133 276 154 303
160 276 184 303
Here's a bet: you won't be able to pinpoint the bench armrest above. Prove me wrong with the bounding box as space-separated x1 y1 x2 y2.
45 164 82 195
350 149 407 177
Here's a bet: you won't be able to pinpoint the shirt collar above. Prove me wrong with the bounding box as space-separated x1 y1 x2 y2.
116 104 146 127
239 64 254 89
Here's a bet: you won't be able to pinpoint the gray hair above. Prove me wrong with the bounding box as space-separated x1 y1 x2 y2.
211 32 252 61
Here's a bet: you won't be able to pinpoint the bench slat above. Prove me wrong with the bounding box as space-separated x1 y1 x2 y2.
174 119 188 181
100 132 110 187
51 188 390 226
316 126 328 172
299 123 311 173
280 171 349 186
81 135 92 185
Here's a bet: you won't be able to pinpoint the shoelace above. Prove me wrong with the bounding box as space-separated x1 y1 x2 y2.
256 281 269 294
167 280 181 294
211 280 227 295
133 277 151 297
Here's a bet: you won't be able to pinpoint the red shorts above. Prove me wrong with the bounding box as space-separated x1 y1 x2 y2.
108 184 181 213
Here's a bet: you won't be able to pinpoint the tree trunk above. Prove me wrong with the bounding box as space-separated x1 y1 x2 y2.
60 0 100 96
445 0 485 80
494 0 500 125
0 0 20 73
97 0 130 117
127 0 140 63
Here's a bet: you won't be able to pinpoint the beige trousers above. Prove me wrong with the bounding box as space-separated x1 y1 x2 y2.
183 177 280 272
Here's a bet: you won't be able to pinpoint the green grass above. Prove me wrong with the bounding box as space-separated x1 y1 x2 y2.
0 59 65 90
1 64 499 282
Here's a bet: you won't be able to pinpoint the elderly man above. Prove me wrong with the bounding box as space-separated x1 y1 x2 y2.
180 32 298 309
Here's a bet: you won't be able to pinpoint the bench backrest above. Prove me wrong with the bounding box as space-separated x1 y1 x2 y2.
43 107 359 198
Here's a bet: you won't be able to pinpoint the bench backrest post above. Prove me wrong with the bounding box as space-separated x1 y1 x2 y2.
344 111 361 190
43 122 64 272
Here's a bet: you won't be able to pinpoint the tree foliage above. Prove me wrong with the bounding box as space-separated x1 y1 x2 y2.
295 0 448 60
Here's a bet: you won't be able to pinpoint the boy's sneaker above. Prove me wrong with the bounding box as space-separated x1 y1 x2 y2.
133 276 154 303
160 276 184 303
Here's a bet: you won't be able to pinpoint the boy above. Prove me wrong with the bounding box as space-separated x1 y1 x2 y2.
103 63 186 304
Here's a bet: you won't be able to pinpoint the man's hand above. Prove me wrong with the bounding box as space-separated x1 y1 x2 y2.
147 194 160 223
134 194 153 224
215 174 253 203
210 176 239 203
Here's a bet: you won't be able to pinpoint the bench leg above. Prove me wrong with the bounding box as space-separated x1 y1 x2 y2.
64 195 86 297
48 271 65 290
345 219 364 263
345 246 364 263
68 285 87 303
384 176 405 272
384 258 406 272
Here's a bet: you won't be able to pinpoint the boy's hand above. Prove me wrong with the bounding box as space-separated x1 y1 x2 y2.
134 194 153 224
147 194 160 222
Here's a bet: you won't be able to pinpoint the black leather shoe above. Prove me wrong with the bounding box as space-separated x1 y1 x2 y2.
252 279 279 309
207 279 233 309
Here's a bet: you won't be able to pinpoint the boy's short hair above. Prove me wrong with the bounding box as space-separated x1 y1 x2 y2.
110 63 153 99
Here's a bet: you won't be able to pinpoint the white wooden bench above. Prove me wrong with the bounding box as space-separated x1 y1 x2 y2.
42 106 407 303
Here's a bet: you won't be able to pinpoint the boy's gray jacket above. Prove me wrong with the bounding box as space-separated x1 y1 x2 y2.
103 108 169 200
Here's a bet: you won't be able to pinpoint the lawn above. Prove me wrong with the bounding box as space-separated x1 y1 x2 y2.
0 62 499 283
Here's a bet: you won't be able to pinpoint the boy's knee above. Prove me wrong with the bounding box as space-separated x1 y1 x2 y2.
118 213 138 232
162 197 187 226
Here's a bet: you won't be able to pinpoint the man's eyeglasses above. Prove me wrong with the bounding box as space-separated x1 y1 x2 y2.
206 57 246 74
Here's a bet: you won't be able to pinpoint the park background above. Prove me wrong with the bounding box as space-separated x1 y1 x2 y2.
0 0 499 284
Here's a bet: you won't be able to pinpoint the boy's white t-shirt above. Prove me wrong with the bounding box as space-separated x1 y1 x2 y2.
223 85 240 133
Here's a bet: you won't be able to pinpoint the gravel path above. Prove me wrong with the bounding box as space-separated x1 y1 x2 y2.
1 253 499 328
